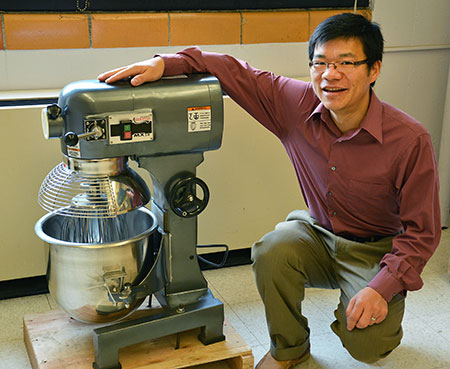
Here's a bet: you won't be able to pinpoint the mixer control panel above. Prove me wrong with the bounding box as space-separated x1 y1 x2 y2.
107 110 154 145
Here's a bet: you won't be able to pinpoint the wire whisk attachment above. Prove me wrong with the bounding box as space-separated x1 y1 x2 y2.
59 214 131 244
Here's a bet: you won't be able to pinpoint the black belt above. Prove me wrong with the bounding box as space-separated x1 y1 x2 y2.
340 234 393 243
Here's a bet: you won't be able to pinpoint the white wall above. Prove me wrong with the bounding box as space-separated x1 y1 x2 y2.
0 106 61 281
372 0 450 156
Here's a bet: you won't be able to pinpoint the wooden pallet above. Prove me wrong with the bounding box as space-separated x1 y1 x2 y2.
23 309 253 369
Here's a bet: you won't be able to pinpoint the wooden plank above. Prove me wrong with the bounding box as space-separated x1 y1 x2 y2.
227 353 254 369
23 309 253 369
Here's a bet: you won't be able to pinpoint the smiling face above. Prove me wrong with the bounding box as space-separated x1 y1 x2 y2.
310 37 381 125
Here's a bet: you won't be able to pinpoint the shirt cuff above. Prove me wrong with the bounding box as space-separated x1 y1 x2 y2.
156 54 188 76
367 267 405 302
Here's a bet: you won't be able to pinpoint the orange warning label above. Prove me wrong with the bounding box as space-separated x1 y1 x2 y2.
187 106 212 132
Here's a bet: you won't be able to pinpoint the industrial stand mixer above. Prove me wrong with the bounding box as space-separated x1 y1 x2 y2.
34 74 226 369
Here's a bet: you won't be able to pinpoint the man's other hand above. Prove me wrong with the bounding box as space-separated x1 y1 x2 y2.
346 287 388 331
97 56 165 86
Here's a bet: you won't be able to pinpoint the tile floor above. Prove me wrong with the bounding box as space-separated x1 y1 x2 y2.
1 228 449 369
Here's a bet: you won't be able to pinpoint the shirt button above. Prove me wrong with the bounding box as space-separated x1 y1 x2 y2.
331 166 336 171
332 211 337 215
327 191 332 196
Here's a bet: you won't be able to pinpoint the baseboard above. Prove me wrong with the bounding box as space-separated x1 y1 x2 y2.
0 275 49 301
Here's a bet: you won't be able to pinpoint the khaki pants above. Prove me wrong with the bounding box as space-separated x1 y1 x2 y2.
251 210 405 363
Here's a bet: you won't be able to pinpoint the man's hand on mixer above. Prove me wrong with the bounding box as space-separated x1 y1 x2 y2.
97 56 165 86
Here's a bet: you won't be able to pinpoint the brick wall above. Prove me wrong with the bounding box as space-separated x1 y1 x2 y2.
0 9 371 50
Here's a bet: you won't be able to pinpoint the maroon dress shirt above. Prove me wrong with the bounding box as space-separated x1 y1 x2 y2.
160 47 441 302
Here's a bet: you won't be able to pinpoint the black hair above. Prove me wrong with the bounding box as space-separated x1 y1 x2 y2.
308 13 384 71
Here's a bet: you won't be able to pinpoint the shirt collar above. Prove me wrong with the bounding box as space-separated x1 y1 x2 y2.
306 90 384 144
307 103 327 122
307 103 342 136
360 91 383 144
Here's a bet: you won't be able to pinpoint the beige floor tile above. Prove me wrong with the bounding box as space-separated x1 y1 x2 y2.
305 288 341 321
228 299 270 346
404 271 450 318
377 313 450 369
224 302 260 347
203 264 262 305
45 292 61 310
422 246 450 275
0 295 51 342
0 339 32 369
417 309 450 344
301 296 336 337
207 284 224 302
425 229 450 272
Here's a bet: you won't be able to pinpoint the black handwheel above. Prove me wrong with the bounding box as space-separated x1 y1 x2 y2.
168 176 210 217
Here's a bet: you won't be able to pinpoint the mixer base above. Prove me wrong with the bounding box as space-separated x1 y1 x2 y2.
23 308 253 369
92 290 226 369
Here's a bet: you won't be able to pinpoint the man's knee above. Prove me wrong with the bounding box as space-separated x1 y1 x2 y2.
337 325 402 363
345 337 400 363
332 290 405 363
252 231 301 272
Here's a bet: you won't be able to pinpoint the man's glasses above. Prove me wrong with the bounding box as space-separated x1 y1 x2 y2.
309 59 368 73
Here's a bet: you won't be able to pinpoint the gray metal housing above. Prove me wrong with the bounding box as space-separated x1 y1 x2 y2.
57 74 224 158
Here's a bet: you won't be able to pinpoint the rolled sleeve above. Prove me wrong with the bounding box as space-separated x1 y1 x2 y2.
367 266 406 302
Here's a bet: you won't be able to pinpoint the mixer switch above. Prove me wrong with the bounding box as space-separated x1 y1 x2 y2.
108 110 154 145
122 120 132 140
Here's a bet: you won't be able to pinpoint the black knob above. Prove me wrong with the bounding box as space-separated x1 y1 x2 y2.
64 132 79 146
168 176 210 218
47 104 62 120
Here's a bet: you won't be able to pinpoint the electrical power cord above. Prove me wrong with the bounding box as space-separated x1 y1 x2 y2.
196 244 229 268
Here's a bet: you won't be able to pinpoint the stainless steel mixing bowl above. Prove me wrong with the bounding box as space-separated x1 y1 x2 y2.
35 207 160 323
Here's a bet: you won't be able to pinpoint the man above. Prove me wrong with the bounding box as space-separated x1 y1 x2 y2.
98 13 441 369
